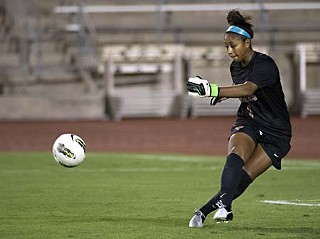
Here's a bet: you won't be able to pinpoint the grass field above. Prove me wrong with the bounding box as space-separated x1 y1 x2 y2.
0 152 319 239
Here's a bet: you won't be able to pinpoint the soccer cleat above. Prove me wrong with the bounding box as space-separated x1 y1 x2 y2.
213 207 233 223
189 210 205 228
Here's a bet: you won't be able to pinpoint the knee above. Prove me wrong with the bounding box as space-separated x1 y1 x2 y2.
228 147 251 163
242 166 256 180
228 133 256 161
228 148 247 161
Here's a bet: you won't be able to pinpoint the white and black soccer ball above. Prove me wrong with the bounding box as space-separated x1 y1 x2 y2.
52 133 86 168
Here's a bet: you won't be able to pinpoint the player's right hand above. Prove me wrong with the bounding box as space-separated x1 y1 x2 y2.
186 76 219 98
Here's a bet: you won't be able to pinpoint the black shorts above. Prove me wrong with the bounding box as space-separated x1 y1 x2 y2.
230 118 291 170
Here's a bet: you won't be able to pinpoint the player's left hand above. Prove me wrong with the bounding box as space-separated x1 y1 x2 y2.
186 76 219 98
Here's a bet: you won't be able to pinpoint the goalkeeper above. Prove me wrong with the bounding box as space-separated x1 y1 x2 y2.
188 9 292 227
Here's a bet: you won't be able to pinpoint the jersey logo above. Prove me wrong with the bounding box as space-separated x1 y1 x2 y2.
240 95 258 103
234 126 245 131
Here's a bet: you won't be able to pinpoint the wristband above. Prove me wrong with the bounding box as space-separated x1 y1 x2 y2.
209 84 219 97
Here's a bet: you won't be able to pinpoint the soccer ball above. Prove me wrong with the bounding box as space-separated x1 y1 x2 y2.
52 133 86 167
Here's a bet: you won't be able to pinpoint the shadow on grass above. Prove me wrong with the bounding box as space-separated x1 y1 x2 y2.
199 223 320 239
97 216 320 237
227 226 319 236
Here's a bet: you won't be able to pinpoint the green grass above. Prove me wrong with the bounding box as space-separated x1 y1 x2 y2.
0 152 319 239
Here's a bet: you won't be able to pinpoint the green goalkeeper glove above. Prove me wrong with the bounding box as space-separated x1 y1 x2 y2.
186 76 219 98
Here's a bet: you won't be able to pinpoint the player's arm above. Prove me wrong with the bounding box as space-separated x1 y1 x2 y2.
219 81 258 98
186 76 258 100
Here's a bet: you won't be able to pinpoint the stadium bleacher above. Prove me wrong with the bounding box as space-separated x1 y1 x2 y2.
0 0 319 119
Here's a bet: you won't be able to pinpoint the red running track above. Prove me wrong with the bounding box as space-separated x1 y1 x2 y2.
0 116 318 159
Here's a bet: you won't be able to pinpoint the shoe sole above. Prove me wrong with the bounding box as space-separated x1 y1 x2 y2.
189 225 204 228
214 217 232 223
215 220 231 224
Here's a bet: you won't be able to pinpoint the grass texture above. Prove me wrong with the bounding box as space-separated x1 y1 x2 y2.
0 152 319 239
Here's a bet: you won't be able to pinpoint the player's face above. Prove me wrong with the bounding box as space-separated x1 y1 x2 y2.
224 33 251 64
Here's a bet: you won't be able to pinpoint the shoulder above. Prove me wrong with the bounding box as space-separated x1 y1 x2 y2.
252 52 279 74
248 52 280 88
253 52 277 66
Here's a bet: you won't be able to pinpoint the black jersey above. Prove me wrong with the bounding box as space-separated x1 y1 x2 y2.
230 51 292 139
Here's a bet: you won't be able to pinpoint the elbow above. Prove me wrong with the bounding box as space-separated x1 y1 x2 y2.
241 88 256 97
241 81 258 96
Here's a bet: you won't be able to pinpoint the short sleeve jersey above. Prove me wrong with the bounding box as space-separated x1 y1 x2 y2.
230 51 292 139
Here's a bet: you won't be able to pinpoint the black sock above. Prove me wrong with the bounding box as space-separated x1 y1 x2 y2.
199 153 244 216
233 169 253 200
199 192 221 218
199 167 252 218
219 153 244 211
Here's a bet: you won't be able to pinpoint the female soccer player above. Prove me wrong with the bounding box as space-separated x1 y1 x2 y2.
187 9 292 227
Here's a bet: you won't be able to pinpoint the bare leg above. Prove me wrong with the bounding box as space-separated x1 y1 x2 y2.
243 143 272 180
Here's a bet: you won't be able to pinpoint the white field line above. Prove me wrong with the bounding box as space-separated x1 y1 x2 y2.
261 200 320 207
129 154 215 162
0 166 220 174
108 156 320 166
111 166 220 172
279 160 320 170
73 166 220 173
93 153 218 163
1 157 319 174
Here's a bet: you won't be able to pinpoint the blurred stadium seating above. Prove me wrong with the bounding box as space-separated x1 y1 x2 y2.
0 0 319 119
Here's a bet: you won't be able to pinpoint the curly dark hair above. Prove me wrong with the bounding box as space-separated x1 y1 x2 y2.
227 9 254 39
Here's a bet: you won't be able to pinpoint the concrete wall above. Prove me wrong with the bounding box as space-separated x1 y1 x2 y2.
0 92 105 120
